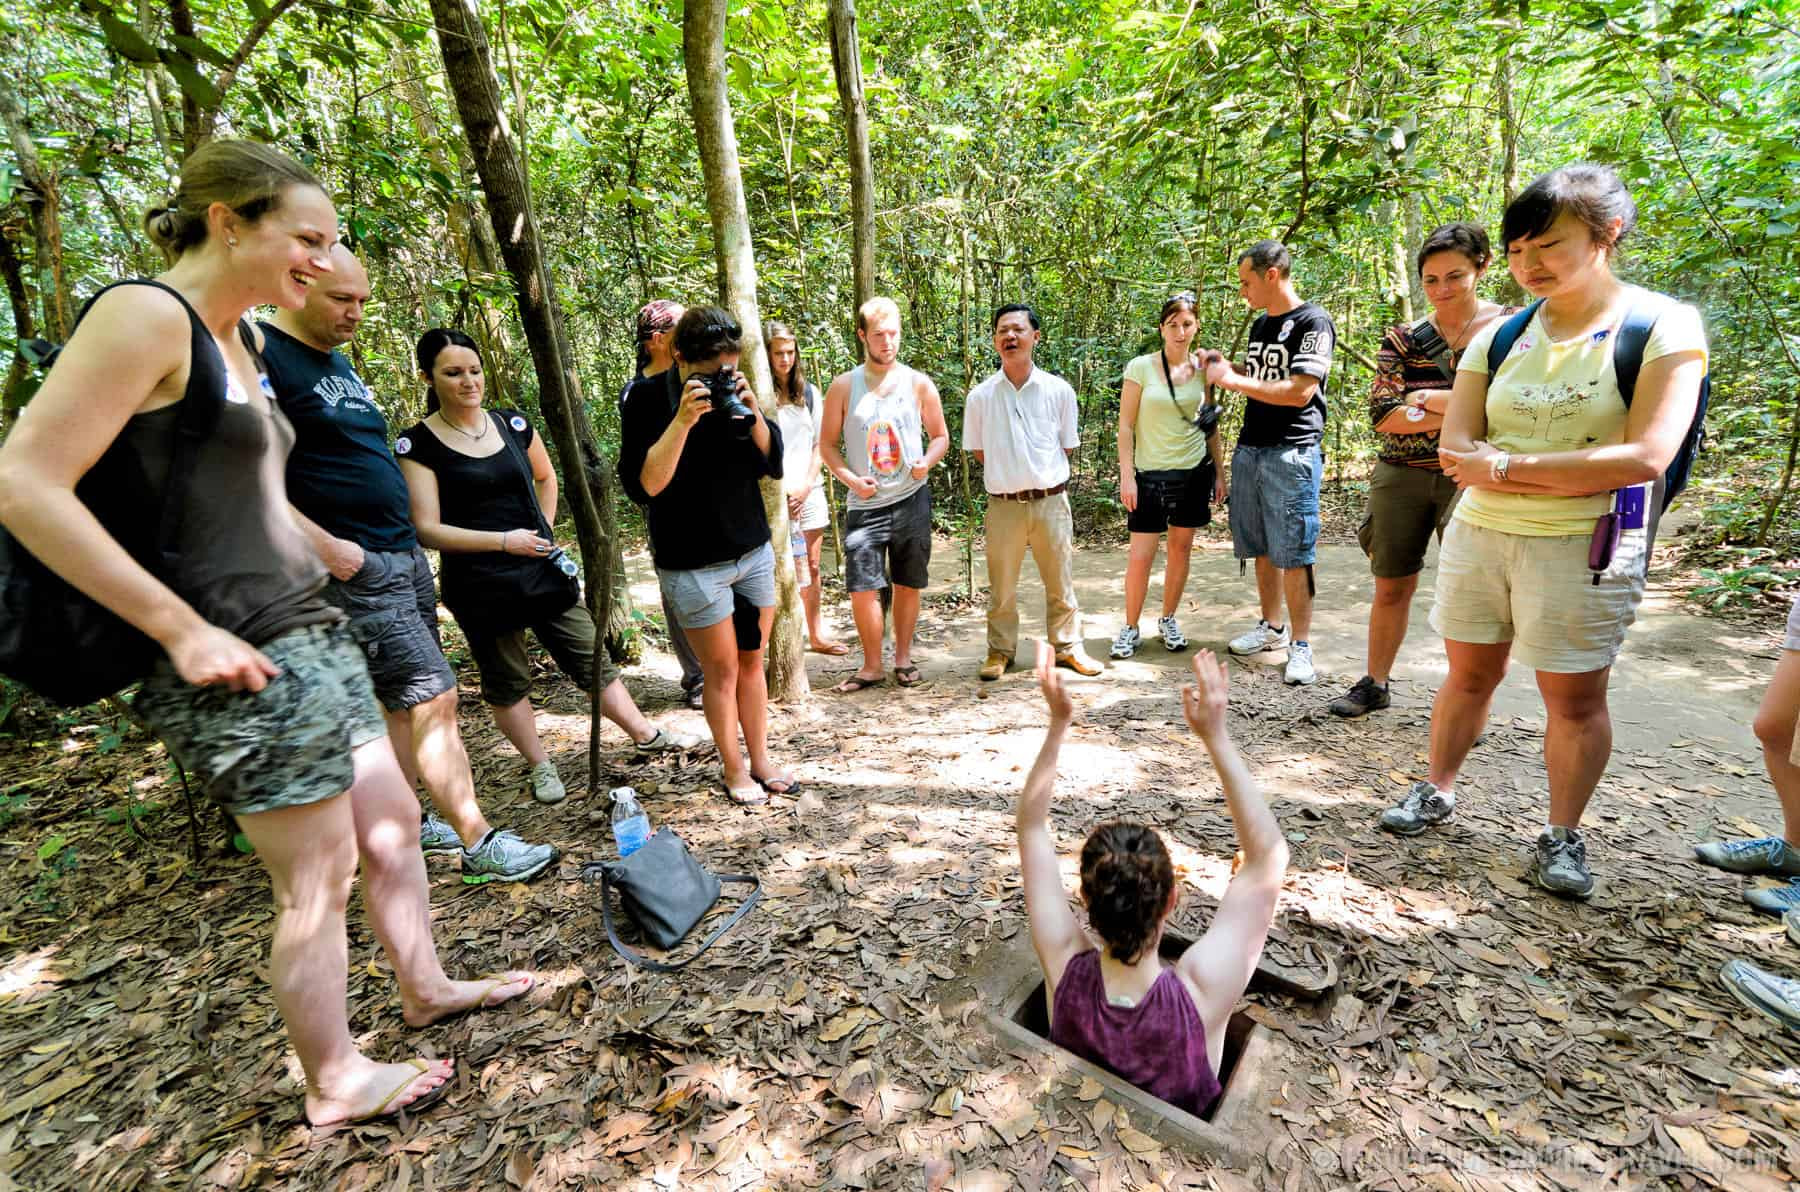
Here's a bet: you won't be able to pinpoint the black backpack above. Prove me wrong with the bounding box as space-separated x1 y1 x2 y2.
1485 294 1709 513
0 280 234 706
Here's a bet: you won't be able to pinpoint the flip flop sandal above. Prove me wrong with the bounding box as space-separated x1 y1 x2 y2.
409 972 534 1029
893 665 923 687
831 674 885 694
809 642 851 656
754 773 801 796
313 1058 452 1128
727 782 769 806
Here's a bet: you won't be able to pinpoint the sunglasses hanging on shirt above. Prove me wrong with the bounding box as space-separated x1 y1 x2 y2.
1160 349 1220 435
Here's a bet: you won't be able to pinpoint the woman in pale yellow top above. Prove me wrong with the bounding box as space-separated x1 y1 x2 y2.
1111 292 1227 661
1374 163 1707 901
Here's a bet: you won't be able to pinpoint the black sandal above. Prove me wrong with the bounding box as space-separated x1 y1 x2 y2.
831 674 885 694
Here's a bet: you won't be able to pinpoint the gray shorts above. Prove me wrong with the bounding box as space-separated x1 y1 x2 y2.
324 546 457 712
134 622 387 817
1786 595 1800 652
844 485 932 592
658 541 777 630
1230 444 1322 570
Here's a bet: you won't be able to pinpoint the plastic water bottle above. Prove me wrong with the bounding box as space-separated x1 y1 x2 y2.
610 786 651 857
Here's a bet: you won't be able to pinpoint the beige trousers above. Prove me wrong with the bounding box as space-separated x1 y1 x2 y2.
985 491 1079 658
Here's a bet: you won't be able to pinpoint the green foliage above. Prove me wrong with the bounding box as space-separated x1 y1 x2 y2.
0 0 1793 539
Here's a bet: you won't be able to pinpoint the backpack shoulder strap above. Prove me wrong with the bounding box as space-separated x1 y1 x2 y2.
1611 295 1675 408
1485 300 1544 377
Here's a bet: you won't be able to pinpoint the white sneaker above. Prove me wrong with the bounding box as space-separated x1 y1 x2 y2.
1110 625 1141 659
635 726 702 756
1284 640 1317 686
1228 619 1290 656
1156 615 1188 652
528 760 566 804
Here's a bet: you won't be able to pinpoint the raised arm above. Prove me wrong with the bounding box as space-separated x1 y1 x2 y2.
1018 641 1089 991
0 286 277 691
1174 651 1289 1039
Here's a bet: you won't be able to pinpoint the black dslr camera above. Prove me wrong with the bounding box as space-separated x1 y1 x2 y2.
700 364 755 436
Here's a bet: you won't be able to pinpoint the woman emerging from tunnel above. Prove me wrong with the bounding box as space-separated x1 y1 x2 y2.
1015 643 1288 1115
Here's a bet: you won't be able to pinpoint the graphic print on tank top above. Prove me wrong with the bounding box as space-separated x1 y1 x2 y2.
866 417 906 479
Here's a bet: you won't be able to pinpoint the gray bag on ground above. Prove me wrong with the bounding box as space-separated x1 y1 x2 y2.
581 828 760 972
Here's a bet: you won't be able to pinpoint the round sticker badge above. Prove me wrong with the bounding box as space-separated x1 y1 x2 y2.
395 436 412 456
510 415 528 433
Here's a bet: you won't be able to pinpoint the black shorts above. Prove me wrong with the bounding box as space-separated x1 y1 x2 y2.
844 486 932 591
1128 460 1215 534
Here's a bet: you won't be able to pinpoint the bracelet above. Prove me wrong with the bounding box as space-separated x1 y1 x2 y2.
1494 452 1511 482
500 530 510 552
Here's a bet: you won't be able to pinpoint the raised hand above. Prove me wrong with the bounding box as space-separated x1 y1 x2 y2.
1034 640 1074 724
1180 649 1230 743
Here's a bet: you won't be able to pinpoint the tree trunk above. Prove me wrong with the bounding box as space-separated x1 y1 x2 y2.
0 226 35 428
387 33 514 408
827 0 876 311
427 0 623 792
683 0 808 702
958 207 978 599
1493 45 1526 306
0 75 70 341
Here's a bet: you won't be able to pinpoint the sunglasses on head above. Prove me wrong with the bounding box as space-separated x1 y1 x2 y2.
1167 291 1197 304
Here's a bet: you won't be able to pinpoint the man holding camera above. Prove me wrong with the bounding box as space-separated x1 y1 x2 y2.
820 296 951 692
618 305 795 805
964 304 1100 681
261 246 557 883
1204 239 1337 687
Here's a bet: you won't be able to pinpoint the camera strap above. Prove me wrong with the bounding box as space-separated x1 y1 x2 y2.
494 410 555 539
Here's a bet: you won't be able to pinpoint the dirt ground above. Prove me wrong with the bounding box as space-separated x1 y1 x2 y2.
2 527 1798 1190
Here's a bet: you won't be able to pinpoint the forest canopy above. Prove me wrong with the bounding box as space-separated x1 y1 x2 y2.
1 0 1797 556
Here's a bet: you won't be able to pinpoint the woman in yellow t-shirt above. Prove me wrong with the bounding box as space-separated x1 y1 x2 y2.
1374 163 1708 901
1111 293 1227 660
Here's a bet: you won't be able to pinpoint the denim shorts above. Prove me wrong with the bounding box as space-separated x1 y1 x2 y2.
844 485 932 592
658 541 777 630
324 546 457 712
134 622 387 817
1229 444 1322 569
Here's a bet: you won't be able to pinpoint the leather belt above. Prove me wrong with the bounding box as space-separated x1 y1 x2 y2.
992 482 1068 502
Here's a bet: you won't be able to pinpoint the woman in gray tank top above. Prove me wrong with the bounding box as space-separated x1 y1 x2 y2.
0 141 528 1127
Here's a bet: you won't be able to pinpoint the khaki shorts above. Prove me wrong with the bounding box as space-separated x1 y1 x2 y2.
1429 518 1648 674
134 622 386 817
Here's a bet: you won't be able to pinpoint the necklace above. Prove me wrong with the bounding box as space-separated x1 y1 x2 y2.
439 410 489 441
1433 303 1480 351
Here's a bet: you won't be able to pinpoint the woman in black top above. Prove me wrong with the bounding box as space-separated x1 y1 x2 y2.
398 331 696 806
0 141 522 1126
618 306 794 805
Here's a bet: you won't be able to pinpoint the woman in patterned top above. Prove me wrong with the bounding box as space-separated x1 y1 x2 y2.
1329 224 1511 719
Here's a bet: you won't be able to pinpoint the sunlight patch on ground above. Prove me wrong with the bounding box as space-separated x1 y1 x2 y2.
0 946 58 998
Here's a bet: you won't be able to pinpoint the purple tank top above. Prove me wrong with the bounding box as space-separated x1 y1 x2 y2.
1048 950 1222 1117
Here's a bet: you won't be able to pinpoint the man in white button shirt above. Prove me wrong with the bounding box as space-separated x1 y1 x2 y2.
964 304 1102 680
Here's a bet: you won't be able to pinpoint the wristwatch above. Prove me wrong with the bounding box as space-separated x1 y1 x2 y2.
1494 452 1511 482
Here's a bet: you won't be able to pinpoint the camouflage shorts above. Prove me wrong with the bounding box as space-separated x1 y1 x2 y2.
134 621 387 817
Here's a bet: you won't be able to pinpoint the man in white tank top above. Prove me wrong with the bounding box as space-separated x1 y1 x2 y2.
819 297 950 692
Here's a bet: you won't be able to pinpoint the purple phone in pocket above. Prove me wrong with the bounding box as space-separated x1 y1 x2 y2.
1587 512 1622 581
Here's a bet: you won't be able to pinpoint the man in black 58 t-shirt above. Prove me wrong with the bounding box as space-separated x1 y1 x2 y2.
1203 239 1336 687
